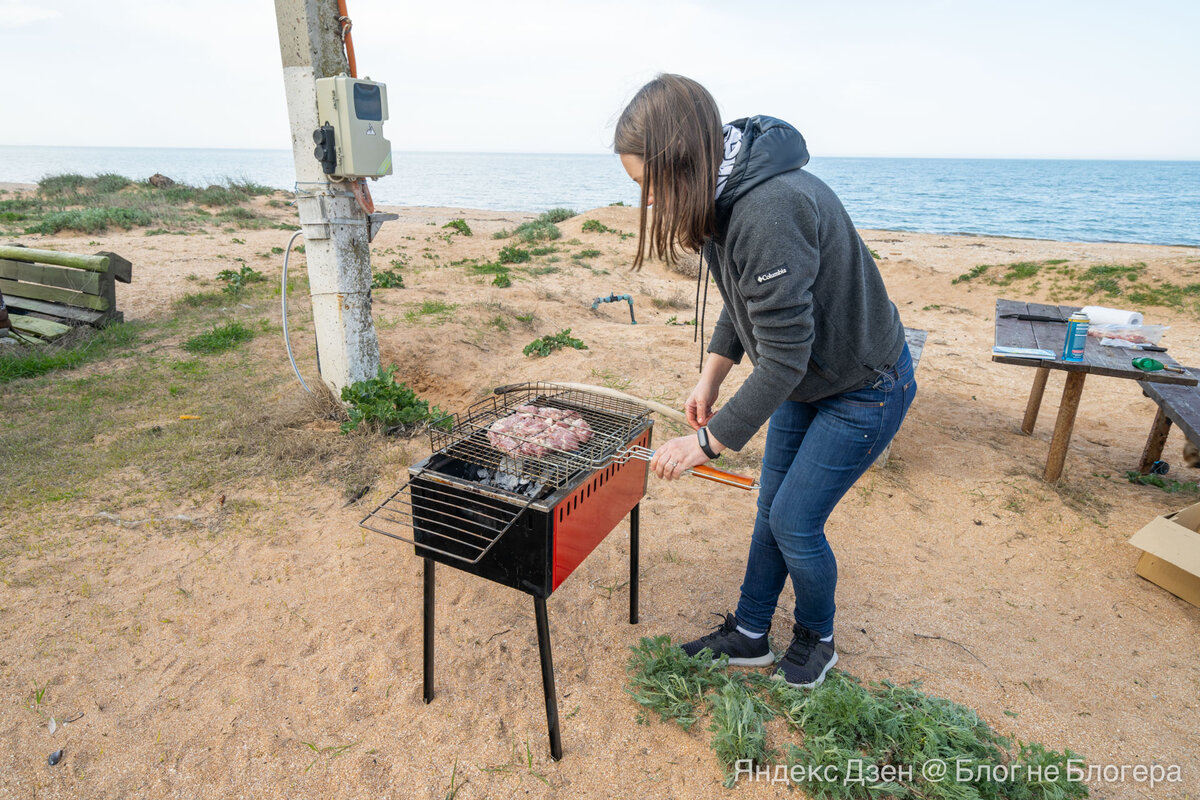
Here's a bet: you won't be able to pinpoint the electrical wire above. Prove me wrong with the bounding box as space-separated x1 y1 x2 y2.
281 229 313 393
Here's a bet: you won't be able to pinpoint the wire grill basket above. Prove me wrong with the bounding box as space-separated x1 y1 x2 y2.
428 382 651 489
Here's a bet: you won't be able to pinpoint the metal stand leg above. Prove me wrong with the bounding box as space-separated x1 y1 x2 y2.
423 558 435 704
533 596 562 761
629 503 640 624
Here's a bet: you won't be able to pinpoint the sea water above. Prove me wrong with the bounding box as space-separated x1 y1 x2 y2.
1 146 1197 246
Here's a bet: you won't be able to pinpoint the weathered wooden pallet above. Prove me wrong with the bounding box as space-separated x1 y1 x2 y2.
0 244 132 329
9 314 71 341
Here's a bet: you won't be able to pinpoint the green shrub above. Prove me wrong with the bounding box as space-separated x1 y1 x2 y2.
227 179 275 196
196 186 253 207
492 272 512 288
523 329 586 357
514 219 561 244
339 365 450 434
37 174 87 197
541 208 576 223
574 249 601 259
442 218 472 236
372 269 405 289
580 218 632 239
496 210 572 244
183 321 255 354
952 264 991 284
581 219 614 234
499 245 531 264
93 173 131 194
216 265 266 294
1125 470 1200 493
468 262 509 275
24 207 153 234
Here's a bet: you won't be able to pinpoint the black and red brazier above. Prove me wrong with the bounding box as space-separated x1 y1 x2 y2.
361 383 653 760
361 382 755 759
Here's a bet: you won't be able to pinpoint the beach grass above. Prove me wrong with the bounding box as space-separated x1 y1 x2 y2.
0 322 143 383
952 258 1200 316
0 173 278 236
493 209 574 244
0 277 394 515
182 321 257 354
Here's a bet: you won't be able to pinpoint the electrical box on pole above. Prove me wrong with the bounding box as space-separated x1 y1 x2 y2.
314 75 393 179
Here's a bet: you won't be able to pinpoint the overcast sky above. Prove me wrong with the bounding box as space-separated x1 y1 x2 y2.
3 0 1198 159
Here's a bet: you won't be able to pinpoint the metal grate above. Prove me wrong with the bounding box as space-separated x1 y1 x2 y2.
360 474 536 564
428 383 651 489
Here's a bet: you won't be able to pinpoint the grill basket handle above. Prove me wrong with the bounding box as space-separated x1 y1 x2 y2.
688 463 759 491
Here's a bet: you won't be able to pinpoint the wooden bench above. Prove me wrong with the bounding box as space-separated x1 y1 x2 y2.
0 245 132 341
1138 370 1200 473
874 326 927 468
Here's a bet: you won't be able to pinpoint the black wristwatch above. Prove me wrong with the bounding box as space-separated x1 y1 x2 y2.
697 426 718 459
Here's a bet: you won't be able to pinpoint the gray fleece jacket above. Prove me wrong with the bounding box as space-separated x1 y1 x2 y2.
702 116 906 452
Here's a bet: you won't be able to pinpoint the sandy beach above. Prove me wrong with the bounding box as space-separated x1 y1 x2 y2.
1 188 1198 799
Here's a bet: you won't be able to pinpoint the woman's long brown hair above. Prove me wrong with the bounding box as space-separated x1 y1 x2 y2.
614 74 723 269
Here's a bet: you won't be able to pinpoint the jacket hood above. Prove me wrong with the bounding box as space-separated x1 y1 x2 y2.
693 116 809 372
713 116 809 235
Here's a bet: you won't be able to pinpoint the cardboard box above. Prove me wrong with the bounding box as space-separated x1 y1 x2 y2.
1128 501 1200 608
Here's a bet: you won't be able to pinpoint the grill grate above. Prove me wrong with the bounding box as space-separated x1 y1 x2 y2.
360 476 536 564
429 382 651 489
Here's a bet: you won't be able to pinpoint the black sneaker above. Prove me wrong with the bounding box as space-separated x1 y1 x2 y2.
679 613 774 666
772 624 838 688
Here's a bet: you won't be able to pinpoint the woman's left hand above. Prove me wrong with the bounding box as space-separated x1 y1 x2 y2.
648 434 711 482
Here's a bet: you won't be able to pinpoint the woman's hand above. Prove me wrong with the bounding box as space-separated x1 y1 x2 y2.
685 379 719 430
648 434 711 482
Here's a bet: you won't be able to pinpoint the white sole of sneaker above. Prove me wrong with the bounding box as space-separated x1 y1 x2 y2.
772 650 838 688
726 653 776 667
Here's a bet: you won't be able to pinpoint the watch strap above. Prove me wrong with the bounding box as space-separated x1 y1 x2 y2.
697 426 718 459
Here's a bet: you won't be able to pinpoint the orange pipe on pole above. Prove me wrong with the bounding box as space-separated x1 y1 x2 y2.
336 0 357 78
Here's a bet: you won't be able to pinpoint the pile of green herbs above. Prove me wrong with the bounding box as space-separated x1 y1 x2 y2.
627 636 1088 797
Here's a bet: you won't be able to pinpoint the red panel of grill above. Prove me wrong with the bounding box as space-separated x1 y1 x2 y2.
551 428 651 592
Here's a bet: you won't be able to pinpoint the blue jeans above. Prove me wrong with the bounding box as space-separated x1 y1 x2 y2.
734 342 917 637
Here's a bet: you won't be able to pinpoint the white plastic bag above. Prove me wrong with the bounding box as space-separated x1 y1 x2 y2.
1087 323 1167 346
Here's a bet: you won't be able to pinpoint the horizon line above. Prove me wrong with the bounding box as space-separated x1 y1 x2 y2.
1 144 1198 163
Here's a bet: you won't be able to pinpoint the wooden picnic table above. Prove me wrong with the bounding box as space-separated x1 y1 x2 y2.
992 298 1198 482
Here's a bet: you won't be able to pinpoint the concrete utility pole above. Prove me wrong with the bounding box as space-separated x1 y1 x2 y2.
274 0 380 393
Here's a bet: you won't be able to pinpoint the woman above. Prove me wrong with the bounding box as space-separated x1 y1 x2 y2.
614 74 916 688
